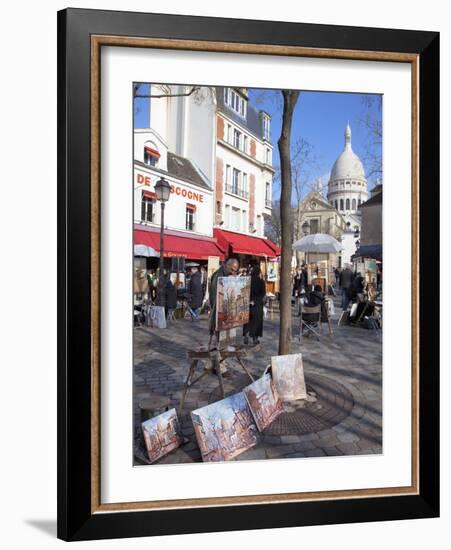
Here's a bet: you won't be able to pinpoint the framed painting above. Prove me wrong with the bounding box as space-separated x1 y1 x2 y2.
58 7 439 542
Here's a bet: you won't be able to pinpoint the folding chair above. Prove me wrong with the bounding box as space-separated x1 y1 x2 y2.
299 304 322 341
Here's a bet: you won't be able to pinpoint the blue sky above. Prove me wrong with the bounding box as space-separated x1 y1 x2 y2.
134 85 382 200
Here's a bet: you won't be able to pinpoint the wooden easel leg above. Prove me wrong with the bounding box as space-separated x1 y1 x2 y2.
214 350 225 399
179 360 198 414
237 356 255 382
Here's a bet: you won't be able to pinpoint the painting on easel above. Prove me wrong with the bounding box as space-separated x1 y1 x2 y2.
191 393 257 462
216 276 250 332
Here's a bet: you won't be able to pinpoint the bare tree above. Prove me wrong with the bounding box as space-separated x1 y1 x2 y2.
291 138 317 266
358 95 382 183
278 90 300 355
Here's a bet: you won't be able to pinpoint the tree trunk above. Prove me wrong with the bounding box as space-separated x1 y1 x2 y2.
277 90 300 355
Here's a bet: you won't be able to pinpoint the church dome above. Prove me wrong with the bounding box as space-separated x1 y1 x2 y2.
329 124 366 181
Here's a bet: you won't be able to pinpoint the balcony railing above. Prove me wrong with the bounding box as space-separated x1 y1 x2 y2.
265 199 272 208
225 183 249 199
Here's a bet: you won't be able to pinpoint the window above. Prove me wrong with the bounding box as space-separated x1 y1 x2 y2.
265 148 271 164
340 199 344 210
263 115 271 140
352 198 356 210
257 215 263 235
141 193 155 222
225 88 247 118
234 129 241 149
216 201 221 214
232 168 240 194
232 207 241 231
243 135 248 153
185 204 196 231
346 198 350 210
243 173 248 195
225 204 230 226
358 199 362 207
310 219 319 234
144 143 160 167
227 124 232 143
225 164 231 185
243 210 248 232
265 182 271 207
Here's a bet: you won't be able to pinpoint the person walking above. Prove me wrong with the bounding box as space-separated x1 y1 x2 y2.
187 266 203 320
339 264 354 311
243 266 266 345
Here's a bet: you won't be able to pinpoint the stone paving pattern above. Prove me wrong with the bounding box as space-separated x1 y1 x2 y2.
133 298 382 465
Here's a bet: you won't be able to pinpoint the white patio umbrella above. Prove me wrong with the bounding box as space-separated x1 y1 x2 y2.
134 244 160 257
292 233 343 253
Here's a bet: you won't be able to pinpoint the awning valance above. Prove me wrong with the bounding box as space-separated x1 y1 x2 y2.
134 228 225 260
213 228 280 258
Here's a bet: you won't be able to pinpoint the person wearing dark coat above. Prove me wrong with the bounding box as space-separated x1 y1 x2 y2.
243 266 266 345
349 272 364 302
339 265 354 310
164 278 177 318
187 268 203 320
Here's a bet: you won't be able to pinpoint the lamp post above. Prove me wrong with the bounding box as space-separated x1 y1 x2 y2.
155 177 171 308
302 221 310 265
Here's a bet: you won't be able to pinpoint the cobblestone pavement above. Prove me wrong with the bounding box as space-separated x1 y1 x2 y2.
134 299 382 465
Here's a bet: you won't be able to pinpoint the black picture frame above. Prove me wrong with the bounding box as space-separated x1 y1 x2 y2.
57 8 439 542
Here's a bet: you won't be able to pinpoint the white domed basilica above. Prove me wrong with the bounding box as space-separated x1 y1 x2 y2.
327 124 369 264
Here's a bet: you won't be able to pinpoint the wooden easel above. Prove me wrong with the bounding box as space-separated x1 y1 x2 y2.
179 339 255 414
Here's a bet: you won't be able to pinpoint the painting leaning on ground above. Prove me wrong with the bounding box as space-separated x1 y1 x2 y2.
132 82 383 466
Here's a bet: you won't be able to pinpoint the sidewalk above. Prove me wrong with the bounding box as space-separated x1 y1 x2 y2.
133 298 382 464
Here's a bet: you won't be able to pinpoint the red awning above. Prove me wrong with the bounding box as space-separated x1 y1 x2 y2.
214 228 280 258
135 228 225 260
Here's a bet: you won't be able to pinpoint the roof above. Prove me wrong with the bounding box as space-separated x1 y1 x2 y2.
167 152 211 190
329 124 366 182
360 191 383 208
215 87 265 140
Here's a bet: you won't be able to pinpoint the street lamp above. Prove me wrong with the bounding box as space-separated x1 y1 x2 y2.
301 221 311 265
155 177 171 309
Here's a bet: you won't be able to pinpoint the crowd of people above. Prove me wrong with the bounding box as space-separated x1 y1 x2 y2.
135 257 381 341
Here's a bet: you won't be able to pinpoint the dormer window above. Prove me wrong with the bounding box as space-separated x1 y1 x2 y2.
144 142 160 167
224 88 247 118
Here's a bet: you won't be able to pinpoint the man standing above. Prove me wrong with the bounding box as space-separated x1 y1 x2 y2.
187 266 203 320
339 264 354 311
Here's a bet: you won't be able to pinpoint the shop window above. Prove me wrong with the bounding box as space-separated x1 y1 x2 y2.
141 192 155 222
185 204 196 231
144 143 160 167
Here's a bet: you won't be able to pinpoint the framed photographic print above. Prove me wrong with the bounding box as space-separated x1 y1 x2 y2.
57 8 439 542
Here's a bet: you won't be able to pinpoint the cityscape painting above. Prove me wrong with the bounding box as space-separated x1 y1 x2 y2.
271 354 307 401
243 373 284 432
216 276 251 332
141 408 183 464
191 393 257 462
